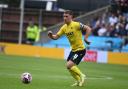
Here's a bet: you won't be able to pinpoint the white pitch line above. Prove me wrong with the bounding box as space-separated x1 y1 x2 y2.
85 77 112 80
0 73 113 80
47 75 113 80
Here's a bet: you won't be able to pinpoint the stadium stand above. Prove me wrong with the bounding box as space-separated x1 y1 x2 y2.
41 36 123 51
0 1 127 52
121 44 128 52
0 8 64 43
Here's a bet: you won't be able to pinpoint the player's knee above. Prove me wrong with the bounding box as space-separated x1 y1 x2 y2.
66 61 74 69
66 64 71 69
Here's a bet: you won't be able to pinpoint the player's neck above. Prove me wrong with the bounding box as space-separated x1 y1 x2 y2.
66 20 72 25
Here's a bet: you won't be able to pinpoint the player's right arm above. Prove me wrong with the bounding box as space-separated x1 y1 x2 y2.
48 31 59 40
48 25 65 40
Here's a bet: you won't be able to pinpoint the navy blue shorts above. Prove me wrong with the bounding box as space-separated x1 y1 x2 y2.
67 49 86 65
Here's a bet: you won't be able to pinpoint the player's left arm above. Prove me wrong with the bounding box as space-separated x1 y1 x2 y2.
80 23 92 44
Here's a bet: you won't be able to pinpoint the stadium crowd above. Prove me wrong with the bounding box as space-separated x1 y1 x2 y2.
90 0 128 46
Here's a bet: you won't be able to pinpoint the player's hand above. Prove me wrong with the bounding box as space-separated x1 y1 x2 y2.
84 39 91 45
48 31 53 38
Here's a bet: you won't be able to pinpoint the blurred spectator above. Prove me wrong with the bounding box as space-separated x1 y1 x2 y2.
117 0 128 13
125 22 128 30
118 14 126 24
91 16 105 36
106 24 118 37
26 20 40 45
89 0 128 51
108 13 118 26
116 23 127 38
98 24 107 36
92 24 100 36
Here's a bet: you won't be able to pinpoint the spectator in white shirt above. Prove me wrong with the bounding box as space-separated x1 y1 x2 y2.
108 13 118 26
98 24 107 36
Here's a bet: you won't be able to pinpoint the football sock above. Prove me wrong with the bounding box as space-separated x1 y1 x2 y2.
70 66 86 86
69 69 80 82
70 66 83 77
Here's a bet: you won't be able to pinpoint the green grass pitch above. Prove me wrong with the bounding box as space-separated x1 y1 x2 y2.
0 54 128 89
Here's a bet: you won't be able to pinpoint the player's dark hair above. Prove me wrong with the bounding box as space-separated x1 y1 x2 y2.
64 10 73 16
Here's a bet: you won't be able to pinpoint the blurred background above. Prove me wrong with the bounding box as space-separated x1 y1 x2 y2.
0 1 128 89
0 0 128 62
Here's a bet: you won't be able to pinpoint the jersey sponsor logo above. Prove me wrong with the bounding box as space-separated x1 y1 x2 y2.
66 32 74 37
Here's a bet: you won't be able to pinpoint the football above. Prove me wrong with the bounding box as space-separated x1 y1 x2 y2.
21 72 32 84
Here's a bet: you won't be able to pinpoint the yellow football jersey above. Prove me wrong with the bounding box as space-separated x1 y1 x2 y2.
57 21 85 52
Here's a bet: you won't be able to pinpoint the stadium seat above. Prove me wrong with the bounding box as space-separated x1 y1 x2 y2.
121 44 128 52
39 36 124 51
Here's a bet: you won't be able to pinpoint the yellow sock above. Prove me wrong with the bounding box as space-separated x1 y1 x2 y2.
70 66 83 77
69 70 80 81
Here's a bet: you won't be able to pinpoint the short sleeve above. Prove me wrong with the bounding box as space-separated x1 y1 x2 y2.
57 25 65 37
75 22 85 31
79 22 85 30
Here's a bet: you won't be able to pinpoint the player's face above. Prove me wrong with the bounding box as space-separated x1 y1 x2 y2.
63 13 72 24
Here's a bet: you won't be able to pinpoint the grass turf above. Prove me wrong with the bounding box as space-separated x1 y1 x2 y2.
0 54 128 89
